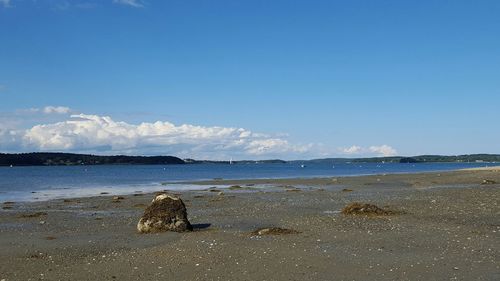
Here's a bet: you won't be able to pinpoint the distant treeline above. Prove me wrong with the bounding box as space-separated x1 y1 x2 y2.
0 153 185 166
1 152 499 167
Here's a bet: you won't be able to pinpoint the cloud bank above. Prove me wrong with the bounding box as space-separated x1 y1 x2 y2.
1 107 399 159
1 112 310 159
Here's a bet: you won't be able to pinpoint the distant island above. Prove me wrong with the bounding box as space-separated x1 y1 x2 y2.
0 152 499 166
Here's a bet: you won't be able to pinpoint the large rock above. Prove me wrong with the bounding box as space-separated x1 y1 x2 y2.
137 194 193 233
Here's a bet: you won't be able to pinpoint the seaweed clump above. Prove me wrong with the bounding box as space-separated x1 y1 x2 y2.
341 202 392 216
251 227 300 236
18 212 48 218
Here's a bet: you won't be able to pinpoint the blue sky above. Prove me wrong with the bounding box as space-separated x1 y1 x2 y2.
0 0 499 159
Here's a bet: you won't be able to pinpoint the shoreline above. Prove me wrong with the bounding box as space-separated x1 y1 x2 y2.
182 167 500 187
3 166 499 204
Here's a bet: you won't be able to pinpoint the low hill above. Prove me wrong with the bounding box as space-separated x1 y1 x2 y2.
0 153 185 166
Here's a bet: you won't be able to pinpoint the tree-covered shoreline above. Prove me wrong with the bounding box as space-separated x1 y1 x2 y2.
1 152 499 167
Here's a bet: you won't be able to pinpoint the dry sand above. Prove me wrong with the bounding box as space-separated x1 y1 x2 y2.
1 169 499 280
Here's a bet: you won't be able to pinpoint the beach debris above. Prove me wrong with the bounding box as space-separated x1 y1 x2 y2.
18 212 48 218
28 252 47 259
137 193 193 233
481 179 497 185
112 196 125 203
342 202 392 216
251 227 300 236
228 185 257 191
342 188 353 192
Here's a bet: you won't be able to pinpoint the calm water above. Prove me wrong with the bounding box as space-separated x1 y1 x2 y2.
0 162 493 202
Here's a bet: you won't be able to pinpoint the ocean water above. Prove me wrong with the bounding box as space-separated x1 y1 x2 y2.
0 162 493 202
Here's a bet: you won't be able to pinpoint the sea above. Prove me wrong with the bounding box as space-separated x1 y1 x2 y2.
0 162 494 202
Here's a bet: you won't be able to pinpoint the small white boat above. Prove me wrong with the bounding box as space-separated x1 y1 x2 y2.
300 164 306 168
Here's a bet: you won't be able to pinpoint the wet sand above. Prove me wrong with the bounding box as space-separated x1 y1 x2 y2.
1 169 499 280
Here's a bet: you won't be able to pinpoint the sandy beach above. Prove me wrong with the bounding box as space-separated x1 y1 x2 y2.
1 169 499 280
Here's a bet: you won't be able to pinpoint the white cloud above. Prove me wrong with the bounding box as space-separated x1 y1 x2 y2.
0 127 18 150
339 144 398 157
0 1 146 9
23 106 72 115
0 0 11 8
340 145 362 154
13 113 311 159
369 145 398 157
113 0 144 8
42 106 71 114
245 139 308 156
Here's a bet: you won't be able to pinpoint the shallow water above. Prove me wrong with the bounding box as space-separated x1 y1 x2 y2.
0 162 494 202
